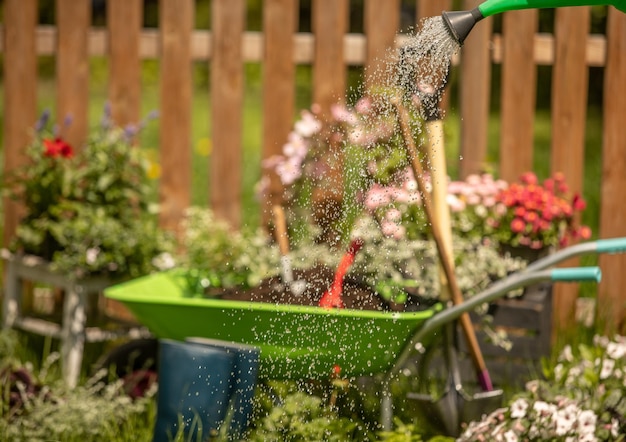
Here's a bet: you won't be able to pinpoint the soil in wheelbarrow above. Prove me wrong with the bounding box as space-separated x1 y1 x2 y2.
211 264 433 312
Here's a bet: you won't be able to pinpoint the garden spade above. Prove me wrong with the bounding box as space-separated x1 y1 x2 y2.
392 96 494 392
272 205 306 296
406 323 503 437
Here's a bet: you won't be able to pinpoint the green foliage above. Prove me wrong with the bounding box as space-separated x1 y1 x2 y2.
0 331 155 442
180 206 282 290
377 418 424 442
3 109 175 279
248 390 362 441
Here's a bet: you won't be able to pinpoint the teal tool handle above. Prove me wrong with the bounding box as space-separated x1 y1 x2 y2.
596 237 626 254
478 0 626 17
551 267 601 282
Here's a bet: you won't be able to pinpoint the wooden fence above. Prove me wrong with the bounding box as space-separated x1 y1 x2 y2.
2 0 626 334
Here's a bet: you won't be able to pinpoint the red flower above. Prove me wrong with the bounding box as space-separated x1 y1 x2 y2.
43 137 74 158
510 218 526 233
572 193 586 211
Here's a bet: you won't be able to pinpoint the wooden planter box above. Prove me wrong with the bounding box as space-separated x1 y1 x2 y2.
1 250 149 388
458 281 553 387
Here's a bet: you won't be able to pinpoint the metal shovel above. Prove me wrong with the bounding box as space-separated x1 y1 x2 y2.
406 323 503 437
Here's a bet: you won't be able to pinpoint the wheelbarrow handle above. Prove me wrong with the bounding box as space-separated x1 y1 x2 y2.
524 237 626 274
551 267 602 282
596 237 626 254
385 266 601 384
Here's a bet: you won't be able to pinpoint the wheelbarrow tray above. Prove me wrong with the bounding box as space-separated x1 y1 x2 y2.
104 269 439 380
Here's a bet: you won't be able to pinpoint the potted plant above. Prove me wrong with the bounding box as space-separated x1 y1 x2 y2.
2 106 175 387
3 107 175 280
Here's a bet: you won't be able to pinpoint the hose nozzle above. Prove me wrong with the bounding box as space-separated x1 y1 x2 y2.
441 7 484 45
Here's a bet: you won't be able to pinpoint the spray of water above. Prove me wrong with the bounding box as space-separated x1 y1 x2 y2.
261 15 463 303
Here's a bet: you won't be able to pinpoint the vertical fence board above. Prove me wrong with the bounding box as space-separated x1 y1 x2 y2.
415 0 450 22
2 0 37 247
56 0 90 149
107 0 142 126
313 0 348 114
211 0 245 228
499 9 538 182
598 7 626 333
262 0 297 217
459 0 493 178
364 0 399 90
159 0 193 234
550 6 590 337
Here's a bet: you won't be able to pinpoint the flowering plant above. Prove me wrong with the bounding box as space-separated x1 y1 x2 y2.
489 172 591 250
363 171 591 251
261 98 410 245
3 108 175 279
459 335 626 441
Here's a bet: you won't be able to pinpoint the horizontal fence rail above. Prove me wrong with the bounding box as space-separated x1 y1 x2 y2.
2 0 625 334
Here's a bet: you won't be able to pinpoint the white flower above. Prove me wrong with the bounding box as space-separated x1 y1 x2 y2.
152 252 175 270
593 335 609 348
503 430 518 442
600 358 615 379
553 404 578 436
606 341 626 360
533 400 556 417
509 398 528 419
577 409 597 435
560 344 574 362
86 247 100 265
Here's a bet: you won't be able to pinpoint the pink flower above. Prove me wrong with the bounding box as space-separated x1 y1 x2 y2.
579 225 592 239
520 171 538 185
294 111 322 137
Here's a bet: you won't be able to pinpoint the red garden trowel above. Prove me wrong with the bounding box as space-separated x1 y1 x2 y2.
319 238 365 309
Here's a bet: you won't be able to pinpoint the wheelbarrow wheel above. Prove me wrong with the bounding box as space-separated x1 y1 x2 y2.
95 338 159 399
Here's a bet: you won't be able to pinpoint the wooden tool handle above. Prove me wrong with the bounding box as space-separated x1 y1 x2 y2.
392 97 493 391
272 205 290 256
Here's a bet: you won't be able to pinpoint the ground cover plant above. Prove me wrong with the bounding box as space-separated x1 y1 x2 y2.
0 330 155 442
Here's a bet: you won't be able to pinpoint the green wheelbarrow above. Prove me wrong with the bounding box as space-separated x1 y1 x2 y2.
103 237 626 433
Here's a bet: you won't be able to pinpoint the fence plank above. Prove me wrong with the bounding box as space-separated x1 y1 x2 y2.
459 0 493 178
55 0 90 149
416 0 451 22
2 0 37 247
261 0 298 218
211 0 245 228
550 6 590 337
313 0 348 114
598 8 626 333
107 0 143 126
158 0 193 234
499 9 538 182
364 0 399 90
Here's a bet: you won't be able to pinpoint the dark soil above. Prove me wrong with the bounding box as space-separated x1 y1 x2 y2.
216 264 389 311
